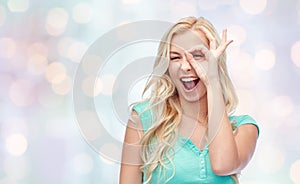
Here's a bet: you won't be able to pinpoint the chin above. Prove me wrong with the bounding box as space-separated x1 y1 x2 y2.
179 89 207 103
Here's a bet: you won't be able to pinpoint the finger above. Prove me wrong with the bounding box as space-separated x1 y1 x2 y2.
186 45 213 63
185 52 205 71
186 45 216 64
221 29 227 44
200 26 217 50
215 39 233 58
221 29 233 46
185 51 207 80
214 29 233 57
224 39 233 48
217 39 233 53
187 44 209 54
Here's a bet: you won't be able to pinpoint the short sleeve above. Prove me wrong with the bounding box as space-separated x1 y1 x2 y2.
229 115 260 136
132 101 153 132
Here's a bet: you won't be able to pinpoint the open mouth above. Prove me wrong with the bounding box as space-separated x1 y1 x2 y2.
181 77 200 91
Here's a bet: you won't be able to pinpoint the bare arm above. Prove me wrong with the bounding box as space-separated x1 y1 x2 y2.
119 110 144 184
206 81 258 175
187 27 259 175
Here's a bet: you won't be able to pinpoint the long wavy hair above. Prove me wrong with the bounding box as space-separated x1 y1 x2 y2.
138 16 239 183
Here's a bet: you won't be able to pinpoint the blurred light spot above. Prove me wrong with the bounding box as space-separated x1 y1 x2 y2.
291 40 300 68
221 0 234 4
255 41 275 50
254 49 276 70
51 75 72 95
1 117 28 140
28 42 48 57
99 154 115 165
27 54 48 75
100 74 115 95
81 77 103 97
290 159 300 183
81 54 102 75
71 153 94 174
99 143 121 164
197 0 218 10
271 96 294 117
231 51 252 71
57 37 75 58
0 37 16 58
45 118 71 139
72 3 93 23
3 156 29 180
122 0 141 5
0 177 16 184
5 134 28 156
37 85 64 108
66 41 88 63
257 145 285 173
45 62 67 84
0 74 13 98
170 1 197 17
77 111 102 140
228 25 247 46
235 89 256 115
197 0 234 10
257 102 281 128
57 37 87 63
298 9 300 25
231 52 256 88
45 7 69 36
227 45 240 62
0 5 7 26
7 0 29 12
239 0 267 15
9 79 34 106
296 0 300 24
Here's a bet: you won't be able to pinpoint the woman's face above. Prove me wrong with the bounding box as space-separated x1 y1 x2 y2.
168 29 209 103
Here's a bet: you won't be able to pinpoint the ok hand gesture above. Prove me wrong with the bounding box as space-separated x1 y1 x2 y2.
185 27 233 86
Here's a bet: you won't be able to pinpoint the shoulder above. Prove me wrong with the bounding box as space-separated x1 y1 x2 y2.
132 101 153 132
132 101 149 114
229 115 260 136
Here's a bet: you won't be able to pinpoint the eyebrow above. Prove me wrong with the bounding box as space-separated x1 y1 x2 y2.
189 49 203 54
170 51 180 55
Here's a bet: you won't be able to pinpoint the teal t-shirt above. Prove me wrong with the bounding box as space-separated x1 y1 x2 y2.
133 101 260 184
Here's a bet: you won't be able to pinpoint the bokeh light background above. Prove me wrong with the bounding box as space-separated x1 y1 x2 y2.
0 0 300 183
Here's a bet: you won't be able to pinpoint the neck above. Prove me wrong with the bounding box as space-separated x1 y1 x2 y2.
179 94 208 125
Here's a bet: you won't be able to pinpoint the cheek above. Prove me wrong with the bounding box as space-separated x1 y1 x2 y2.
168 63 179 80
199 80 206 90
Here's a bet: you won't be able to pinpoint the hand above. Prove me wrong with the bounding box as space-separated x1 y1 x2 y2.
185 27 233 85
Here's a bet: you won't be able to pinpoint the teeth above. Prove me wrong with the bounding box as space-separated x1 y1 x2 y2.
181 77 198 82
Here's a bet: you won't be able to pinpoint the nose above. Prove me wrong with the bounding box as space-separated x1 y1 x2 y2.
181 55 192 71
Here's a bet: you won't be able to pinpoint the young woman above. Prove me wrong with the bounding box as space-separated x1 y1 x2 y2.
119 16 259 184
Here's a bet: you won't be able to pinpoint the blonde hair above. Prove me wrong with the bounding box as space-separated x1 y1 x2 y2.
138 16 239 183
